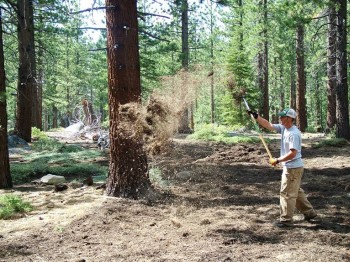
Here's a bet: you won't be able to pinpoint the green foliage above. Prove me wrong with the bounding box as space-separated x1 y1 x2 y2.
90 175 107 183
31 129 90 153
149 168 170 189
12 149 107 181
0 91 5 103
10 152 107 184
227 49 252 93
32 127 49 140
189 124 259 144
10 136 107 184
101 120 109 129
0 194 33 220
2 0 348 142
312 138 349 148
326 127 337 139
31 137 82 152
216 90 241 125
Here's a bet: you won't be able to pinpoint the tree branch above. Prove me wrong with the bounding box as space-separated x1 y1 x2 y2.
88 48 107 52
139 29 170 42
70 6 115 15
138 11 170 20
79 27 105 31
77 27 170 43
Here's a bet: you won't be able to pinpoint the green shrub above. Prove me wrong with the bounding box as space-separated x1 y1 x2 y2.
31 133 87 153
10 148 108 184
32 138 64 151
47 127 65 132
32 127 49 140
0 194 33 219
188 124 259 144
313 138 349 148
101 120 109 129
149 167 170 188
11 130 108 185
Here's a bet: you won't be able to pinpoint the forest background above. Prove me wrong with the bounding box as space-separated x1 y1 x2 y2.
0 0 350 191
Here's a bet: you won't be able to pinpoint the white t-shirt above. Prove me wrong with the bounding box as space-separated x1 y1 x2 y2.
272 124 303 168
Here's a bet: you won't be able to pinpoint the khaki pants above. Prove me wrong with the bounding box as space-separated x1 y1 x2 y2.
280 167 315 222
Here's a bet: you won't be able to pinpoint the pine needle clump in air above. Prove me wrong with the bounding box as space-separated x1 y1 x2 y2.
117 69 202 156
226 76 247 105
117 96 176 156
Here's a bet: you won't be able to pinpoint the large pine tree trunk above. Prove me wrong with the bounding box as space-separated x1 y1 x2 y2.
290 61 296 109
278 56 284 110
335 0 350 139
15 0 35 142
27 0 39 130
52 106 58 128
314 71 323 131
296 24 307 131
181 0 189 70
257 52 264 110
326 4 337 132
36 62 43 130
262 0 269 120
257 0 269 120
270 57 278 122
0 9 12 189
209 1 215 124
105 0 150 199
178 0 192 134
262 40 269 120
35 16 45 131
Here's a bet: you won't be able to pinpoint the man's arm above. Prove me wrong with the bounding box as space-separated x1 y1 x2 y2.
277 148 297 163
255 116 275 132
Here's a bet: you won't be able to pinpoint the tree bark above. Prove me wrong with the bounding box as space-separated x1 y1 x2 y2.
27 0 39 130
257 52 264 110
335 0 350 139
52 106 58 128
181 0 189 70
296 24 307 131
209 1 215 124
262 0 269 120
15 0 35 142
326 4 337 132
270 57 278 122
105 0 150 199
314 71 323 131
290 61 296 110
257 0 269 120
35 15 45 131
178 0 192 134
279 55 284 111
0 8 12 189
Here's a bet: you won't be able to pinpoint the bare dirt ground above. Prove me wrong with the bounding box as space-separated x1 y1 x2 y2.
1 133 350 262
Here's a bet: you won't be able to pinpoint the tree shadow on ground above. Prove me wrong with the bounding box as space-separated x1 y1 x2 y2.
0 244 32 258
212 227 280 245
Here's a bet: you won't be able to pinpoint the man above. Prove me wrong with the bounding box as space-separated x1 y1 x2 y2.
248 108 317 228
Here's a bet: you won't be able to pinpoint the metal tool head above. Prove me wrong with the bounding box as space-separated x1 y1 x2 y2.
242 97 251 111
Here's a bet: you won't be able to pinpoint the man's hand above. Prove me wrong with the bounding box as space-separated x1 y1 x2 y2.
269 158 279 166
247 110 258 119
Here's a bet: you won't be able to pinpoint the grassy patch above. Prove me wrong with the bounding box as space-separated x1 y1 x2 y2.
10 134 108 184
0 194 33 220
188 124 261 144
149 168 171 189
312 138 349 148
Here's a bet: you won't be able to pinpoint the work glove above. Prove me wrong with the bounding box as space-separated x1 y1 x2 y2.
247 110 258 119
269 158 279 166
